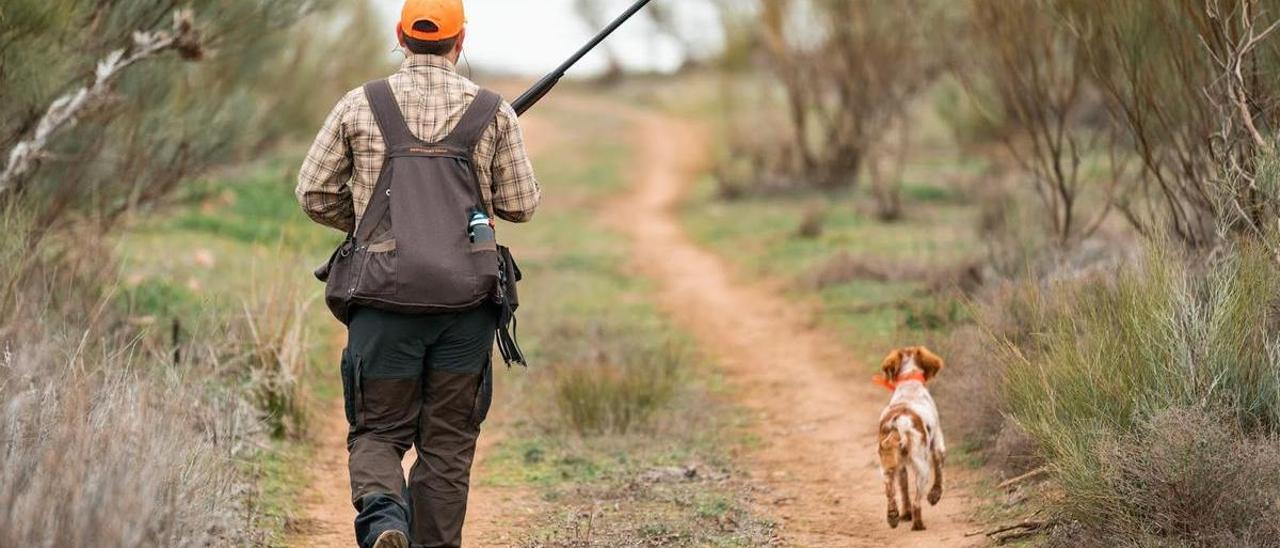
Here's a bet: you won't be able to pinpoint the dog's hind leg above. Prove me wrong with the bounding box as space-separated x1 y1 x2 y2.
883 467 900 528
928 428 946 506
897 466 913 524
928 448 945 506
910 449 930 530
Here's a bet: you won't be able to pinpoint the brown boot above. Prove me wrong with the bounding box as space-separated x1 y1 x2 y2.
373 530 409 548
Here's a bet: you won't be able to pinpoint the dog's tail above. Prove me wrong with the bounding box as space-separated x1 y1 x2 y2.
878 416 912 468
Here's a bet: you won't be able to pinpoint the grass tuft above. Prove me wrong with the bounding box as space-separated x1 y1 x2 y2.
543 321 684 436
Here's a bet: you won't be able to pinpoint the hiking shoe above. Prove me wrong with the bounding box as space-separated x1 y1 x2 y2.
373 530 409 548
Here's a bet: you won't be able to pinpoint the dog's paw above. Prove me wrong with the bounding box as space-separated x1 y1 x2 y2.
886 509 900 529
928 486 942 505
901 509 913 522
912 520 927 531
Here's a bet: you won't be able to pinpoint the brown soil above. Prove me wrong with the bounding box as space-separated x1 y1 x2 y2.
607 109 982 547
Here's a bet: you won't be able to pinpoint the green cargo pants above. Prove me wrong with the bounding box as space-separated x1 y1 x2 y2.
343 305 496 548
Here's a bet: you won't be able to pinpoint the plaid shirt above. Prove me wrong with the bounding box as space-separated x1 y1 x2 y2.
296 54 541 233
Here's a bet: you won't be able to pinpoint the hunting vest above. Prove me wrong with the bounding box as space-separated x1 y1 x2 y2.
316 79 504 323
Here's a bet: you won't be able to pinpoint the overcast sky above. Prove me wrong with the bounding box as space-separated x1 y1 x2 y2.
373 0 723 77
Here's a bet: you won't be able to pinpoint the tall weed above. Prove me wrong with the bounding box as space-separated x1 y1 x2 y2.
238 257 314 439
993 242 1280 542
0 328 267 546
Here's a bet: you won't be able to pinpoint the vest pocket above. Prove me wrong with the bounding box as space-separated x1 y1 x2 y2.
470 244 499 296
356 239 398 296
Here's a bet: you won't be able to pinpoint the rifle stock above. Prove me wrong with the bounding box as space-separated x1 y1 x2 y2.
510 0 655 117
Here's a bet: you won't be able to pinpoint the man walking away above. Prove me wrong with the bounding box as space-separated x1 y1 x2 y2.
295 1 541 546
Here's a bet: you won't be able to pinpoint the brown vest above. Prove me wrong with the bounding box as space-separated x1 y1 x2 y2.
316 79 503 323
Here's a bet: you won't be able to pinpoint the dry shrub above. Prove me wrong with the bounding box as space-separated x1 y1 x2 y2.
1048 407 1280 547
974 177 1054 277
801 253 898 289
794 206 826 239
986 242 1280 540
715 0 953 199
964 0 1122 248
930 325 1005 450
1057 0 1280 251
802 251 984 294
931 321 1040 475
0 208 309 544
0 330 267 546
540 321 685 436
237 257 314 439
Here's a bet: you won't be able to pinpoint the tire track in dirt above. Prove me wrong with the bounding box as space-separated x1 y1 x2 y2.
607 109 981 547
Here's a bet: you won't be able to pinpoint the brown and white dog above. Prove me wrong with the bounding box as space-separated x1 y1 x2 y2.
875 346 946 531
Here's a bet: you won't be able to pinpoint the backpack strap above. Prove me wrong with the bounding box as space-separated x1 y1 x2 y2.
441 89 503 152
363 79 418 149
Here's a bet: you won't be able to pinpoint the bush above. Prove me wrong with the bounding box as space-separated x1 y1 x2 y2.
1050 407 1280 547
0 325 268 546
237 257 314 440
991 242 1280 541
716 0 954 194
1002 243 1280 442
0 191 313 543
541 321 684 436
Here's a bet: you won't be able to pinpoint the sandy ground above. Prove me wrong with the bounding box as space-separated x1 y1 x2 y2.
289 97 981 547
606 108 982 547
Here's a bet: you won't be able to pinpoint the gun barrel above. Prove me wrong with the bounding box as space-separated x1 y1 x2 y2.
511 0 656 116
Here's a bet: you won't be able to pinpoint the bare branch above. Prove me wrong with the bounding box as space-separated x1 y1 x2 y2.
0 10 202 194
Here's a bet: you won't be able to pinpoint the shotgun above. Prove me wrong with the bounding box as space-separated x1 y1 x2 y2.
511 0 657 116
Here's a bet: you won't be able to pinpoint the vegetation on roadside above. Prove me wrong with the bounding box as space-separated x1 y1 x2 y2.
0 1 387 544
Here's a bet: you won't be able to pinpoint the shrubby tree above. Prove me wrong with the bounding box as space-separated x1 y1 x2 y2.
0 0 333 238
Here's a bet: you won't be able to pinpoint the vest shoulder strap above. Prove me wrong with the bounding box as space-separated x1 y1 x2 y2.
441 89 503 152
363 79 418 149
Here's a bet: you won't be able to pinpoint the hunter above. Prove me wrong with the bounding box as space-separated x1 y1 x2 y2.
295 0 541 546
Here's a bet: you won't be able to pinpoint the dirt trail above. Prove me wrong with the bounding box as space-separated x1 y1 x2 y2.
608 110 980 546
287 390 528 547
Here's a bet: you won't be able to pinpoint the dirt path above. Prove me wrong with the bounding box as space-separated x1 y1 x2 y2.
287 391 527 547
608 110 981 547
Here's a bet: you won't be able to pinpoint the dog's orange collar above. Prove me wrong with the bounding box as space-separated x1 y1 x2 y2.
872 371 927 391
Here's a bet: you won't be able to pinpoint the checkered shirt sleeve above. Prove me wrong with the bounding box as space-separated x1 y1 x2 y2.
296 92 357 233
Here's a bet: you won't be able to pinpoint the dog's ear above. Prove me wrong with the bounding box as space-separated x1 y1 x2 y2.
915 346 945 380
880 349 903 380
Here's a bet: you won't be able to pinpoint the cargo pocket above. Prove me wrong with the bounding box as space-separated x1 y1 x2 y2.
469 357 494 429
353 354 366 430
340 348 357 427
356 239 397 296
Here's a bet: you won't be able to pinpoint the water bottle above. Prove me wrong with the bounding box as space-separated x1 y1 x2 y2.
469 208 495 244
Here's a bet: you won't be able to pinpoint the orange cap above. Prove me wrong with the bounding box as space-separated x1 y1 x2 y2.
399 0 466 42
